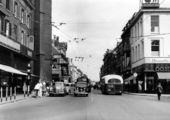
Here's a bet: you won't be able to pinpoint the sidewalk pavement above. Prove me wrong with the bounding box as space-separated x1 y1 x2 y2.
124 92 170 97
0 94 33 106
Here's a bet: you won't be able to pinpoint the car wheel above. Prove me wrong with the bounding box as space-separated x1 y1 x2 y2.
74 94 77 97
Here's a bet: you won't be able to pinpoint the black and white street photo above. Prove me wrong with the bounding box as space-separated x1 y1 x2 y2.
1 0 170 120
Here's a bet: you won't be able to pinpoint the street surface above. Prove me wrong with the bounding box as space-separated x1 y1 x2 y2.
0 90 170 120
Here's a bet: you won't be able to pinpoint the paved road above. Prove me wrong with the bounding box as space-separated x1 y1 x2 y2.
0 90 170 120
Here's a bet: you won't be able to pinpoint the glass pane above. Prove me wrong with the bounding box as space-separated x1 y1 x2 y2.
152 46 159 51
151 40 159 45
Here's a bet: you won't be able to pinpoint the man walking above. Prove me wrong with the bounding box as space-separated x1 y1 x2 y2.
156 83 163 100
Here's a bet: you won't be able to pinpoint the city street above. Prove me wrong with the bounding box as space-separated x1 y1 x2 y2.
0 90 170 120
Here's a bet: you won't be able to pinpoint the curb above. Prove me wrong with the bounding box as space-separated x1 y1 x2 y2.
124 92 170 97
0 96 33 105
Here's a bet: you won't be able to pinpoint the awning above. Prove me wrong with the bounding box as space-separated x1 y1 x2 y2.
124 75 135 82
157 72 170 79
0 64 27 75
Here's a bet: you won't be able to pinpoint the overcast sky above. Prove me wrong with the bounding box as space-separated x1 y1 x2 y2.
52 0 170 81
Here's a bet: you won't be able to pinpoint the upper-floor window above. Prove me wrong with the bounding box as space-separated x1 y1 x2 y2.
151 15 159 33
0 0 3 5
21 9 24 23
5 20 11 36
139 18 143 36
21 30 24 45
6 0 10 10
27 14 31 28
13 25 18 41
151 40 159 56
14 2 18 17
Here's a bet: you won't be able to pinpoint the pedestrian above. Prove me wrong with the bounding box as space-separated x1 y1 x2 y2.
156 82 163 100
34 82 40 98
38 79 43 98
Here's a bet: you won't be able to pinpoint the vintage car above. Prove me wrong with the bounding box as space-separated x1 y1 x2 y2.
49 82 66 96
74 76 90 97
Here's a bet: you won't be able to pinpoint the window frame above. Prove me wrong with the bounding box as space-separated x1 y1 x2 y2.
151 40 160 56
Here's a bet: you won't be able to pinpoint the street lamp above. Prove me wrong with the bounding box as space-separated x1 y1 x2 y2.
27 63 31 96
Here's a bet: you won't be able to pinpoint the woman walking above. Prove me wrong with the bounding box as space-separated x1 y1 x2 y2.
156 83 163 100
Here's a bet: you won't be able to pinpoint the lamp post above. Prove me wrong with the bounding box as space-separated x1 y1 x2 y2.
27 63 31 96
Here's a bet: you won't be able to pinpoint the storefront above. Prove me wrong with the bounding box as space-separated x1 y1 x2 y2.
130 63 170 93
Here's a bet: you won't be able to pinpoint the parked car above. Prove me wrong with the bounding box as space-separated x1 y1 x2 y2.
49 82 66 96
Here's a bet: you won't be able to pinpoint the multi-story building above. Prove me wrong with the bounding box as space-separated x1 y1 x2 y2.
51 36 70 83
124 1 170 93
0 0 36 93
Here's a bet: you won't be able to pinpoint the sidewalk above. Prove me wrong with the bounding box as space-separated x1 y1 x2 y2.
0 94 33 105
124 92 170 97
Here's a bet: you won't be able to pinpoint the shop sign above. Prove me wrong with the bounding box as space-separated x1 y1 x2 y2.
155 64 170 72
151 58 170 63
27 50 32 57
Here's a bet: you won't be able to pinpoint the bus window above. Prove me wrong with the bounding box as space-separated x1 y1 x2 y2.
108 79 121 83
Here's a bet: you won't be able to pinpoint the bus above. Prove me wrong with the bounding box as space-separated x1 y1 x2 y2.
101 74 123 95
74 76 91 97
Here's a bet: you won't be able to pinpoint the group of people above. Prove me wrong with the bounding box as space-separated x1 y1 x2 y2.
34 79 47 98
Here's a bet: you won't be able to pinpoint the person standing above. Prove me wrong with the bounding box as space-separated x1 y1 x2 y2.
38 79 43 98
34 82 40 98
156 83 163 100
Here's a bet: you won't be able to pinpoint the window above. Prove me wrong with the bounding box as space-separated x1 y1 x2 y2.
13 25 18 41
138 44 140 59
151 40 159 56
136 46 137 61
141 41 144 58
21 9 24 23
14 2 18 17
151 16 159 33
27 14 31 28
0 0 3 5
6 0 10 10
5 20 11 36
21 30 24 44
139 18 143 36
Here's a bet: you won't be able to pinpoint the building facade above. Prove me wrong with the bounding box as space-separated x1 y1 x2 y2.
0 0 36 93
124 1 170 93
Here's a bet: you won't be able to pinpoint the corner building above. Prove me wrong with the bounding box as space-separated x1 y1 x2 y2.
123 1 170 93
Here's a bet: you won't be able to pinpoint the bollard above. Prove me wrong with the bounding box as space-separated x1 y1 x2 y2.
14 87 16 99
1 87 2 102
27 85 30 97
10 87 12 100
6 87 8 101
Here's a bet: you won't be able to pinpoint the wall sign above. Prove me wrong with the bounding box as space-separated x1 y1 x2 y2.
155 64 170 72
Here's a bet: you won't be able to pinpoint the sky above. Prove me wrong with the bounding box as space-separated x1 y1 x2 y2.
52 0 170 81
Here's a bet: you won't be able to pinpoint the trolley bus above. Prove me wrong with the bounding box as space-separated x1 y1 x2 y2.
101 74 123 95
